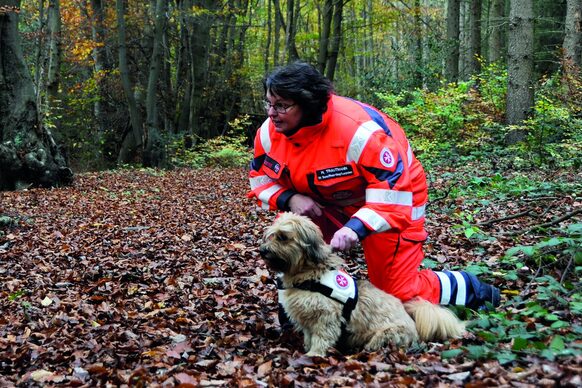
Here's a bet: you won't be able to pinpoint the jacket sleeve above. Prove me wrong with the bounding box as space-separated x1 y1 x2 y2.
344 124 415 237
247 119 296 210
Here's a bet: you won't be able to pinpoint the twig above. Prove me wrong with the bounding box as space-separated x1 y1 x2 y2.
501 208 582 236
478 209 534 227
521 196 559 202
430 185 453 205
560 255 575 285
523 264 543 296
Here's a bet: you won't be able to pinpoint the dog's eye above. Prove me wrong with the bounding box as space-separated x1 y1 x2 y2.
277 233 288 241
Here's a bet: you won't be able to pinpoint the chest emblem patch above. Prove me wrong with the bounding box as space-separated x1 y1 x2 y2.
380 147 395 168
316 165 354 181
335 273 349 289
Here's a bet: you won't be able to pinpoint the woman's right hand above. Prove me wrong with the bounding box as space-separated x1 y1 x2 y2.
288 194 323 218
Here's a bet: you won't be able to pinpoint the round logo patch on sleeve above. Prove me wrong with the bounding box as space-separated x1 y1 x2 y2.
380 147 395 168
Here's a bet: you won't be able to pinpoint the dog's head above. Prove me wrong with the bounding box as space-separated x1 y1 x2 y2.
259 212 331 275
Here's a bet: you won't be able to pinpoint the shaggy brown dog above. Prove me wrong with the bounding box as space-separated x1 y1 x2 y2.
260 212 465 356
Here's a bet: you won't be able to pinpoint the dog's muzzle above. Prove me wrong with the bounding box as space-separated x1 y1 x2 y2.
259 246 290 273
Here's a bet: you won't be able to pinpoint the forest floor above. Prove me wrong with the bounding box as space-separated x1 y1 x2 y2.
0 164 580 386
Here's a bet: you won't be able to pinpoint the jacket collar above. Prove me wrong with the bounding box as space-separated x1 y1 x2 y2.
284 96 334 146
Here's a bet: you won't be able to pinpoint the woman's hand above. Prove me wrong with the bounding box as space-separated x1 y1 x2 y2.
288 194 323 218
330 227 358 251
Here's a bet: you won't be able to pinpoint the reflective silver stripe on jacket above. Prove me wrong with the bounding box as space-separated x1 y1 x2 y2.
249 175 275 190
257 184 283 205
259 119 271 153
346 120 382 163
352 208 391 233
365 188 413 207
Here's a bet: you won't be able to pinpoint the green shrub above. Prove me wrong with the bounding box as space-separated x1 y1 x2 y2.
168 114 253 169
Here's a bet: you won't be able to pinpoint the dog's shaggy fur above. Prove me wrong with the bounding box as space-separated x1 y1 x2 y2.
260 212 465 356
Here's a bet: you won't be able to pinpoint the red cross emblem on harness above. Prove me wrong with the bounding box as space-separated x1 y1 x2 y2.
335 274 349 289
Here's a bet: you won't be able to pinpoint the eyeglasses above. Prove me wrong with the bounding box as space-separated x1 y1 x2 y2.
263 100 296 114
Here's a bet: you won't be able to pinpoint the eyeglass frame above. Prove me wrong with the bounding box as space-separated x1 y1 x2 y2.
263 100 297 114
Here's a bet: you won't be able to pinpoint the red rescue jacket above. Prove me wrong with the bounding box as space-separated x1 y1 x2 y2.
248 95 428 238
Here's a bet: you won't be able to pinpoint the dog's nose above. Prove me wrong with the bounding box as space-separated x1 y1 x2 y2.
259 246 268 257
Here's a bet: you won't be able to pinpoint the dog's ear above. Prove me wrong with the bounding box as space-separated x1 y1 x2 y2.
296 218 329 264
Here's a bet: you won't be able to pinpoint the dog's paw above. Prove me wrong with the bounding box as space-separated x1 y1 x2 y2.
305 350 326 357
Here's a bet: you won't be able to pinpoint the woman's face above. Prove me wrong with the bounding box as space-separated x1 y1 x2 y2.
265 91 303 134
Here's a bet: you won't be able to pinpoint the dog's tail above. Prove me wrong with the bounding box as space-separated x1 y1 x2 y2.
404 299 465 342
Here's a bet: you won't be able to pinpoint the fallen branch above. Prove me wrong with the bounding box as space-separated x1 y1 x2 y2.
502 208 582 236
478 209 535 227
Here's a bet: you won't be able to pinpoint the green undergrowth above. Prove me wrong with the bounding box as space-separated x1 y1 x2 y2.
168 115 253 169
421 151 581 364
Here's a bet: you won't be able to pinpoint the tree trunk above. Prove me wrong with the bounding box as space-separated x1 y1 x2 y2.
468 0 482 75
326 0 344 81
0 0 72 190
90 0 107 134
445 0 460 82
265 0 272 72
506 0 534 131
273 0 283 66
563 0 582 68
116 0 144 164
413 0 423 87
488 0 505 63
285 0 300 62
317 0 333 74
143 0 166 167
46 0 60 99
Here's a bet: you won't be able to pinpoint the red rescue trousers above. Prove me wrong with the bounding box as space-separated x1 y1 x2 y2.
316 214 441 304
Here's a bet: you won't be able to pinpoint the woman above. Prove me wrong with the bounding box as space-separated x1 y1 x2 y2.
248 61 500 311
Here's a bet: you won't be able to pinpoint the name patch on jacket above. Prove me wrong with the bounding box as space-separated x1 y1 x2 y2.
316 165 354 181
264 155 281 174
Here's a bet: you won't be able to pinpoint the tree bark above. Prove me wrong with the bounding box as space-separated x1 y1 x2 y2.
317 0 333 74
285 0 300 62
413 0 423 87
90 0 107 134
46 0 60 99
563 0 582 68
506 0 534 131
488 0 505 63
0 0 72 190
445 0 460 82
143 0 167 167
116 0 143 164
326 0 344 81
468 0 482 75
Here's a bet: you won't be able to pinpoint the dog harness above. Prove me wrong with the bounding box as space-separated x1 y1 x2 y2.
277 269 359 353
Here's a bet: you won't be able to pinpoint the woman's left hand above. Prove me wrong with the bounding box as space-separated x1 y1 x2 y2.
330 227 358 251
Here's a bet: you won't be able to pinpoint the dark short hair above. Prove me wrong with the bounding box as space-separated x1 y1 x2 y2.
264 61 334 119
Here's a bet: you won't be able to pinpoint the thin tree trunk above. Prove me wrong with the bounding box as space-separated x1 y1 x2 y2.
413 0 423 87
116 0 143 164
265 0 272 72
143 0 167 167
46 0 60 99
273 0 283 66
285 0 299 62
468 0 482 75
488 0 505 63
326 0 344 81
90 0 106 134
445 0 460 82
318 0 333 74
506 0 534 130
563 0 582 68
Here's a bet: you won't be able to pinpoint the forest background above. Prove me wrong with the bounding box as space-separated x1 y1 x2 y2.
0 0 581 385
